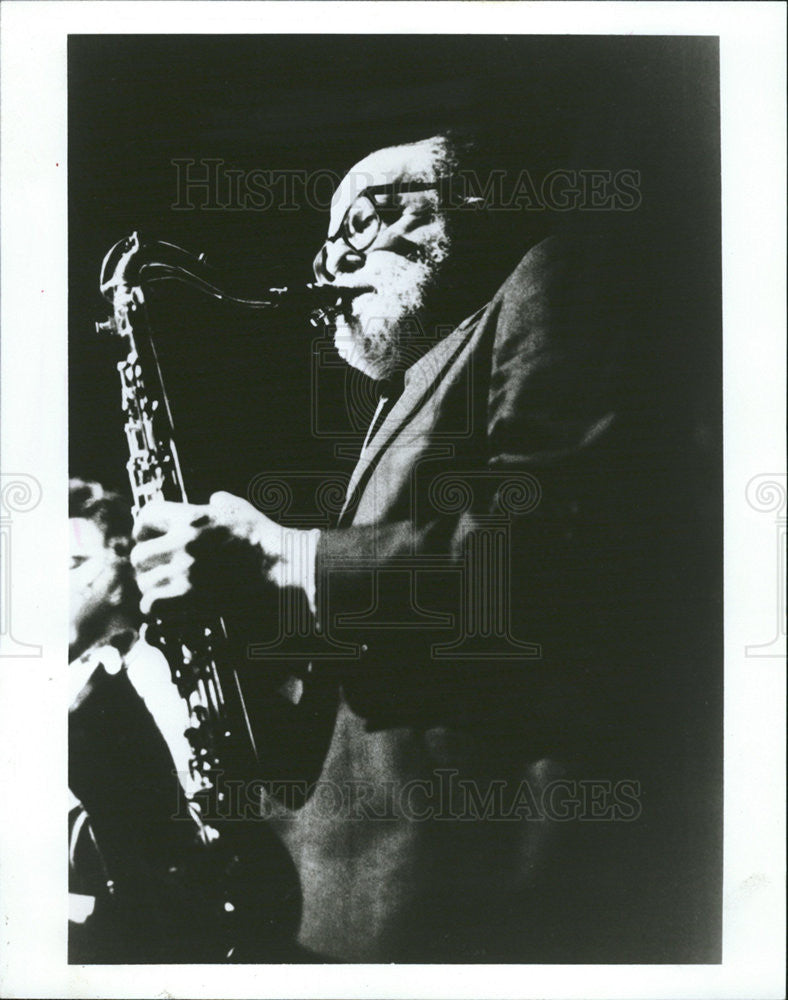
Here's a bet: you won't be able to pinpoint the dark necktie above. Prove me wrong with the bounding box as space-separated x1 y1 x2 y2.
340 372 406 524
359 371 406 458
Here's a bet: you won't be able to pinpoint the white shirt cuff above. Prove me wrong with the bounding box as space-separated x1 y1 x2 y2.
280 527 321 617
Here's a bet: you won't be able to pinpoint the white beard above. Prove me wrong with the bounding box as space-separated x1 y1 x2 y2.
332 240 449 380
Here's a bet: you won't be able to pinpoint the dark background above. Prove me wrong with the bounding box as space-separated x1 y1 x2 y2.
69 34 721 504
68 35 723 960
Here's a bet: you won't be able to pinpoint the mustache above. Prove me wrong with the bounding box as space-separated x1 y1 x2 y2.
365 235 430 264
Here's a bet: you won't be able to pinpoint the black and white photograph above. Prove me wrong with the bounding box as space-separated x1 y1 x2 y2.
0 3 784 998
66 30 725 966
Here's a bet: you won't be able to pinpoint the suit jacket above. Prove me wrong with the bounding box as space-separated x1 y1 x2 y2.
271 233 717 962
69 653 197 962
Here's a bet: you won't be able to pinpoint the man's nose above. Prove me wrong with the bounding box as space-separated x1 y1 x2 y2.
313 239 365 282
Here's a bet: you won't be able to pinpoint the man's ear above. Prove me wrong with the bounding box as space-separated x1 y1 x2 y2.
105 541 131 608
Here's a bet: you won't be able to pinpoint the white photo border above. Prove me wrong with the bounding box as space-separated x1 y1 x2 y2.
1 2 785 998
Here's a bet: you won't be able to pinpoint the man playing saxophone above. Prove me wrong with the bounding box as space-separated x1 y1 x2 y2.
131 133 714 962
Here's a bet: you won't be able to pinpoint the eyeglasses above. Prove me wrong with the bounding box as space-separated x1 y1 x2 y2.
314 179 446 278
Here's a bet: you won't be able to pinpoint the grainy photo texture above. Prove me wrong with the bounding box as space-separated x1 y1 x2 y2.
67 34 723 964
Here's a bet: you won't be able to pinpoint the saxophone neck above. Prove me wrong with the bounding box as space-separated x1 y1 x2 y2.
97 232 356 328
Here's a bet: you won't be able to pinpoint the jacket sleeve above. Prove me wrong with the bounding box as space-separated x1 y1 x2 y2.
69 664 196 876
314 234 669 744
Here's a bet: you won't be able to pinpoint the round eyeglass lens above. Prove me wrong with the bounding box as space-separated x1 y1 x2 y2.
345 195 380 250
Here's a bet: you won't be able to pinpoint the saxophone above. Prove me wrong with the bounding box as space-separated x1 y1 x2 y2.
96 232 341 958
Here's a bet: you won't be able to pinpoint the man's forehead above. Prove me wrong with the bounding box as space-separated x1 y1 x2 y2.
329 137 447 233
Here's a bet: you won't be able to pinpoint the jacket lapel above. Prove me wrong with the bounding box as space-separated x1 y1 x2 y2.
338 312 484 524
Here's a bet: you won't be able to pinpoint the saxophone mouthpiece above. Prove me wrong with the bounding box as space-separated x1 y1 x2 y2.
302 283 370 327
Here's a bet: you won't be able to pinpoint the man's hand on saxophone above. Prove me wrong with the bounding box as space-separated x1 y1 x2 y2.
132 491 320 619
